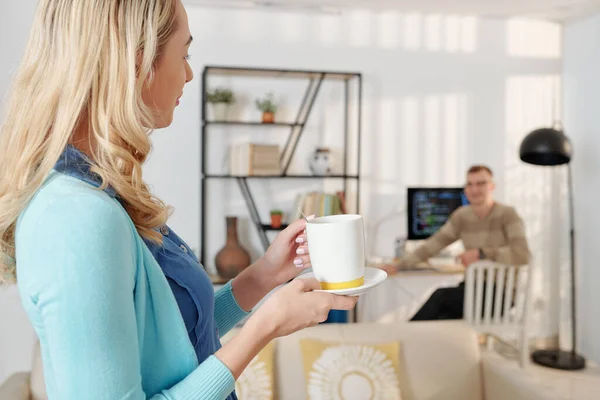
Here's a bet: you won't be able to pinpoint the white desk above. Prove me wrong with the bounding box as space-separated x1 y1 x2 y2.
211 267 465 324
357 267 465 323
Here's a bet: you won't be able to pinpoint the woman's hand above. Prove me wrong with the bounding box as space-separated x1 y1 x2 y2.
216 277 357 379
230 217 314 311
249 277 358 340
259 217 313 287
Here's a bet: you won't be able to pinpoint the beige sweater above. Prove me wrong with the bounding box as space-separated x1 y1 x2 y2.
402 202 531 267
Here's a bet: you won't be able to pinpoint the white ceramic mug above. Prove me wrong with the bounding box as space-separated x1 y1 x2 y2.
305 214 365 290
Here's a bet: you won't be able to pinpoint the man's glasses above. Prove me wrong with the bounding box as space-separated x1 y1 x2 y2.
464 180 490 189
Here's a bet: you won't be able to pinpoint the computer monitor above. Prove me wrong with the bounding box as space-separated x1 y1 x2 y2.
407 187 469 240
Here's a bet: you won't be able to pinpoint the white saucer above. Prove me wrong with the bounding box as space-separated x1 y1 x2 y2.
297 267 387 296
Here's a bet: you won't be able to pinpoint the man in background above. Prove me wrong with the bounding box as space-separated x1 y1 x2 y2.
382 165 531 320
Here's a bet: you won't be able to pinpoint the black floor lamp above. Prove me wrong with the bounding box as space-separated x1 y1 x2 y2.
519 126 586 370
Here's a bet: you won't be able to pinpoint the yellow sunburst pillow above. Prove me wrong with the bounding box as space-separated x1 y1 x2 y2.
299 339 403 400
235 340 275 400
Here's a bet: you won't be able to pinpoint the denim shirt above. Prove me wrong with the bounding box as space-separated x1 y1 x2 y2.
54 145 236 399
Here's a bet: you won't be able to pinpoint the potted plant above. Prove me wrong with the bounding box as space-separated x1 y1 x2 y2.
207 87 235 121
270 209 283 228
255 93 277 123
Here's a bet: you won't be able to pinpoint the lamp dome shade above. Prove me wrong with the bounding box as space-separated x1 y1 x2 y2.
519 127 573 166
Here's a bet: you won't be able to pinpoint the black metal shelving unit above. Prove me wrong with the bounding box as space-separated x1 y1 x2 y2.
200 65 362 267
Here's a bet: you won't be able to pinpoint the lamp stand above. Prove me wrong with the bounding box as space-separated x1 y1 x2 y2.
531 164 585 370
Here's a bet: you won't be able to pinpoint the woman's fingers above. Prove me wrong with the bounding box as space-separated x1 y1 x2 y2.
295 244 309 255
310 292 358 310
293 255 311 268
278 219 307 242
295 234 307 244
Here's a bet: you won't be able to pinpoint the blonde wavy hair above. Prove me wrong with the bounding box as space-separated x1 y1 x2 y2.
0 0 179 284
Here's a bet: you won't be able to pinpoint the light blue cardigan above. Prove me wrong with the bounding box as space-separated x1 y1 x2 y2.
15 171 248 399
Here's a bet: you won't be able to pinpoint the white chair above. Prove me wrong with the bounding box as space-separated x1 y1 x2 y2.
463 260 533 367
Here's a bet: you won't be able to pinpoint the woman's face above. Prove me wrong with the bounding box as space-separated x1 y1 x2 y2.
142 0 194 129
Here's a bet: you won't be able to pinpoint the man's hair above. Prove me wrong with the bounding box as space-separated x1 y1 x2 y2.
467 165 493 176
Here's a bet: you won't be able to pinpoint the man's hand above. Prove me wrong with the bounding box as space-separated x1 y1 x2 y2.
375 262 400 276
458 249 480 267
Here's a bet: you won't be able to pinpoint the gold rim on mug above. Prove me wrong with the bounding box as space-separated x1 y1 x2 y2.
319 276 365 290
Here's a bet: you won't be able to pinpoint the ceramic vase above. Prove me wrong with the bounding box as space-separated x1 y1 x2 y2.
215 216 251 279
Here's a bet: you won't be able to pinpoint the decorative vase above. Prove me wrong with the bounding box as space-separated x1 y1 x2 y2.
215 216 251 279
309 147 332 176
262 111 275 123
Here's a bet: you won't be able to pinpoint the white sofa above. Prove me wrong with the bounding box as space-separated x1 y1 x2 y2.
0 321 577 400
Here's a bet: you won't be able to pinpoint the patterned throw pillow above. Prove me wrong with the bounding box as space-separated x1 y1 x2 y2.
299 339 403 400
235 340 275 400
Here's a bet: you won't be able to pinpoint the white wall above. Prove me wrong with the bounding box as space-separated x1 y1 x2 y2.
0 0 39 385
0 1 568 384
0 2 36 105
152 9 563 260
148 6 564 338
564 12 600 366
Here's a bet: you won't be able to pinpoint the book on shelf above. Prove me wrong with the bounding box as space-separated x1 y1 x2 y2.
291 191 346 220
230 143 281 176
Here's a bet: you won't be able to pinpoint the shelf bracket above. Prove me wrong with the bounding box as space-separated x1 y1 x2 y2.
236 178 270 251
281 73 325 175
281 79 315 164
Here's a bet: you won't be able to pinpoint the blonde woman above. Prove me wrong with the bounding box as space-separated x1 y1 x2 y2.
0 0 356 399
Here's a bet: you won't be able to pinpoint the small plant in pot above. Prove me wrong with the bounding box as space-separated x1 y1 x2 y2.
207 87 235 121
255 93 277 123
270 210 283 228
